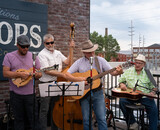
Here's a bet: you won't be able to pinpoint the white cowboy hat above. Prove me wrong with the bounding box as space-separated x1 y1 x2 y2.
81 40 98 52
135 54 146 62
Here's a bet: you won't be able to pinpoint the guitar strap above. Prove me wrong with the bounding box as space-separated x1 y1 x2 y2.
95 56 101 74
144 68 157 88
95 56 104 87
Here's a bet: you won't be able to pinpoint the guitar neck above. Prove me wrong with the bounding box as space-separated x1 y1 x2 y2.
68 46 73 67
139 92 157 99
92 68 116 81
92 61 133 81
37 66 57 72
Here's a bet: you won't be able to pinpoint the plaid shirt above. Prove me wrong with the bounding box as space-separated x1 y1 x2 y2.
118 67 155 94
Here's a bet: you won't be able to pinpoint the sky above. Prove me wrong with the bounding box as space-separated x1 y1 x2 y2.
90 0 160 51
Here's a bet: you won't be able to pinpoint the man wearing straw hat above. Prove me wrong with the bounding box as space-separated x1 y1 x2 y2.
65 40 123 130
119 54 158 130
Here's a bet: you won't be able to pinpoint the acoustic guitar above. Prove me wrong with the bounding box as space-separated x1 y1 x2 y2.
112 87 157 100
72 61 134 100
12 64 59 87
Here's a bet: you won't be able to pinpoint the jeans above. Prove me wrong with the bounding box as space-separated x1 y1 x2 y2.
119 98 158 130
39 96 59 130
10 91 40 130
80 89 108 130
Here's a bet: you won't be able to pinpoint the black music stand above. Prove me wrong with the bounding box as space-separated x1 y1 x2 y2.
39 81 85 130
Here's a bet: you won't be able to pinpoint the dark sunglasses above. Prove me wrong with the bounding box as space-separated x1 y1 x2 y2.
45 41 54 45
19 44 30 49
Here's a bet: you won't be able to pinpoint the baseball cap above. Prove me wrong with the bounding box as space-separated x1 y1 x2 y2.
17 35 30 46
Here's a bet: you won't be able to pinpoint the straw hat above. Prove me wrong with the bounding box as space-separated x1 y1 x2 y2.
135 54 146 62
81 40 98 52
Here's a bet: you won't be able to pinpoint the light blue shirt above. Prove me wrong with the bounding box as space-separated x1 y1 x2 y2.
68 56 112 75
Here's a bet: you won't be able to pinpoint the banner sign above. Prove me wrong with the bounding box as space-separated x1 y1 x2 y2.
0 0 48 80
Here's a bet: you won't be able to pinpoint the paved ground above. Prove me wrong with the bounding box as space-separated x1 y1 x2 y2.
47 119 128 130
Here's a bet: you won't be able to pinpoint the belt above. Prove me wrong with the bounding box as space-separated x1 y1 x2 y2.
92 86 102 92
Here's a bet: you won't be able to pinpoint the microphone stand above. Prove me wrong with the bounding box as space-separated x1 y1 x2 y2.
32 52 36 130
133 80 159 100
134 80 160 120
89 57 93 130
133 80 139 92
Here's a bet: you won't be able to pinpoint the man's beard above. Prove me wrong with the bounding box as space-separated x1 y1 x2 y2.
46 46 54 51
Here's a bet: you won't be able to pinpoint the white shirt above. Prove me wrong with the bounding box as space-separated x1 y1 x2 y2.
38 48 67 82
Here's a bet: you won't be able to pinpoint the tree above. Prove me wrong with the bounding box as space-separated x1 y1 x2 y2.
90 31 120 61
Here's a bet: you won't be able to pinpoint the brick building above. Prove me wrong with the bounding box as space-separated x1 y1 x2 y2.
110 50 131 62
0 0 90 116
133 44 160 62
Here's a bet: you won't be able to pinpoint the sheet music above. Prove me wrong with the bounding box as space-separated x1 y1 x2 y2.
39 81 85 97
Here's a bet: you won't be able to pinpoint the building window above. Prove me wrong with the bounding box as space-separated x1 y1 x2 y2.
149 49 154 52
155 49 160 53
144 49 148 52
133 49 138 52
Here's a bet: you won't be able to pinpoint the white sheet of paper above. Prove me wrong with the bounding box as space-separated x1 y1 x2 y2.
39 81 85 97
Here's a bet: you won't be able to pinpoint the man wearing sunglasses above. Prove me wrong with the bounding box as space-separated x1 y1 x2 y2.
38 34 74 130
2 35 42 130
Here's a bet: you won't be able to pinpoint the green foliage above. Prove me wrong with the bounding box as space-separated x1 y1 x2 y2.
90 31 120 61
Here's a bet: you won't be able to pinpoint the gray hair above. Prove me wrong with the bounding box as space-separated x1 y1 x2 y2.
43 34 54 42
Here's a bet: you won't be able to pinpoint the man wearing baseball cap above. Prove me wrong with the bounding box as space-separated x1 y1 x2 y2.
119 54 158 130
65 40 123 130
3 35 42 130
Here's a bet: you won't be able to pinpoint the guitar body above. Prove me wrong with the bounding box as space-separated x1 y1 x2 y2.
12 65 58 87
71 69 101 100
70 61 134 100
53 97 83 130
105 98 113 126
12 68 33 87
112 88 146 100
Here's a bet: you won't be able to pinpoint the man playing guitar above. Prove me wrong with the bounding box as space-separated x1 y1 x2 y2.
119 54 158 130
65 40 123 130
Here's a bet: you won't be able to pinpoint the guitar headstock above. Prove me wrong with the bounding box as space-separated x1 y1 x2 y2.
122 60 135 69
45 64 59 71
52 64 59 70
70 22 75 40
54 64 59 70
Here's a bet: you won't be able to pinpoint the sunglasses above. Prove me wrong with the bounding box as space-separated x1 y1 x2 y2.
45 41 54 45
19 44 30 49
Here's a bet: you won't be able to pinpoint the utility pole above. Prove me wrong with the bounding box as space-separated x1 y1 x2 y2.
128 20 134 61
143 35 145 55
139 34 141 54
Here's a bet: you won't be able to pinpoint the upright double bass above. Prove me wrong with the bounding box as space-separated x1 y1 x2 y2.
52 22 83 130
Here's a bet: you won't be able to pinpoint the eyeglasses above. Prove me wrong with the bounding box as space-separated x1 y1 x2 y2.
135 62 144 65
45 41 54 45
19 44 30 49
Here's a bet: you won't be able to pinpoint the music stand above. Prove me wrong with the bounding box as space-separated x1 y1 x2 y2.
39 81 85 130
